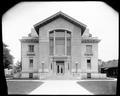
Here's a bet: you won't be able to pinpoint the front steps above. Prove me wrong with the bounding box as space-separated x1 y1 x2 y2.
38 72 82 80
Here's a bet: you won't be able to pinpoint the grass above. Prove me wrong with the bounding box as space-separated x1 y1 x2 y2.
77 80 117 95
81 77 117 80
7 80 44 94
7 78 117 95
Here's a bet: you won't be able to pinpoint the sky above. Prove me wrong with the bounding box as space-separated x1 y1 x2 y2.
2 1 118 64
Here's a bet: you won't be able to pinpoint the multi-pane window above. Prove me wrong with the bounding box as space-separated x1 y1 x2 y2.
87 58 91 70
55 31 65 37
29 59 33 68
28 45 34 52
49 30 71 56
86 45 92 53
56 38 65 55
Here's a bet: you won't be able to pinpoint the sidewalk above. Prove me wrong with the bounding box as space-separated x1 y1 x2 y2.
29 80 93 95
7 79 117 95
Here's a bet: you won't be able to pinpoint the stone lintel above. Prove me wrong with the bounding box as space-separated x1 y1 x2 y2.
81 39 100 43
20 39 39 43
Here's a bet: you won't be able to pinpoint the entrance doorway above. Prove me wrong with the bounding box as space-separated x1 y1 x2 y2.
56 61 64 75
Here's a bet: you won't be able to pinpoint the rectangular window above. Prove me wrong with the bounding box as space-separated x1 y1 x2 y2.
86 45 92 53
68 63 69 70
29 73 33 78
49 38 54 55
29 59 33 68
51 63 52 70
87 58 91 70
42 63 44 72
87 73 91 78
76 63 78 73
28 45 34 52
56 38 65 55
67 38 71 55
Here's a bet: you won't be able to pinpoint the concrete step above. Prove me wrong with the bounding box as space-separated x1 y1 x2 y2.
40 74 81 80
38 72 82 80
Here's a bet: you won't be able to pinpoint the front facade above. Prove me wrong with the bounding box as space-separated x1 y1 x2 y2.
20 12 106 79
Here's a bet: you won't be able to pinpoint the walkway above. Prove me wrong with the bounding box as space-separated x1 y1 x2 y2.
29 80 93 95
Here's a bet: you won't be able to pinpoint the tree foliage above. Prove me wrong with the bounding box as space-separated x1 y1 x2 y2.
13 61 22 74
101 59 118 68
3 43 14 69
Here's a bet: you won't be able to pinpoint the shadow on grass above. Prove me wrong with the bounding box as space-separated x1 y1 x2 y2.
77 81 117 95
7 80 44 95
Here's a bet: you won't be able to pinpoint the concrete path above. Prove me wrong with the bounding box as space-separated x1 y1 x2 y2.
29 80 93 95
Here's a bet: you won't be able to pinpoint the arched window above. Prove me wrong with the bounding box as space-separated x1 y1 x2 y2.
49 29 71 56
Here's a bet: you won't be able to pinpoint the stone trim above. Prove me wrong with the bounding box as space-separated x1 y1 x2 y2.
20 39 39 43
84 53 93 56
34 11 87 35
81 39 100 43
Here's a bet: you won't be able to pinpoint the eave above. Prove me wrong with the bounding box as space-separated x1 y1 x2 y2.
34 11 87 35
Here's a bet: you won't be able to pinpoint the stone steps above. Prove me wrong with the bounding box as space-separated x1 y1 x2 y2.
38 72 82 80
40 74 81 80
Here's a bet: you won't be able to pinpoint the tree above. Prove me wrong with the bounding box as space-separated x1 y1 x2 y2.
13 61 22 74
3 43 14 69
12 61 22 78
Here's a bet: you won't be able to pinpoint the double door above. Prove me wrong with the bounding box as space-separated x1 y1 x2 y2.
56 61 64 75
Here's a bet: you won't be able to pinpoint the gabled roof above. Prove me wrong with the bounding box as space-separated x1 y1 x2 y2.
34 11 87 35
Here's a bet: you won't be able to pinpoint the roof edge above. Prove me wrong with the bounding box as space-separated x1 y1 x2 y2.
34 11 87 35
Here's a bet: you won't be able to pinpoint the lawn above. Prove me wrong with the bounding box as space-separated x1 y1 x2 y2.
7 79 117 95
7 80 44 94
77 80 117 95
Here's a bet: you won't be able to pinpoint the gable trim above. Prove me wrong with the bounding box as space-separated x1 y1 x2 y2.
34 11 87 35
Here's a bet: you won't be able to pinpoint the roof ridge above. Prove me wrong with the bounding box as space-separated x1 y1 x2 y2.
34 11 87 35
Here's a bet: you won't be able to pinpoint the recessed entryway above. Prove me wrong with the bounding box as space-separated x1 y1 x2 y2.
56 61 64 75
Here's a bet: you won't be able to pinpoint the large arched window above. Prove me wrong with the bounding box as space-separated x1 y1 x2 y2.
49 29 71 56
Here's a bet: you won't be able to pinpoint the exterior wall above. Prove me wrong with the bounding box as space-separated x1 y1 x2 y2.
38 17 82 73
80 43 98 73
21 73 29 78
20 16 105 79
21 42 39 73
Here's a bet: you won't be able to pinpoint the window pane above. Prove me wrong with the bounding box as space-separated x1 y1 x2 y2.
31 45 34 52
56 38 65 55
55 31 65 37
67 38 71 55
87 59 91 63
87 59 91 69
28 45 34 52
49 38 54 55
49 32 54 37
28 45 31 52
29 73 33 78
29 59 33 67
56 38 65 45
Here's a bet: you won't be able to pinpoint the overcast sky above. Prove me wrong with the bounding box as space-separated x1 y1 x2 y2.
2 1 118 63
